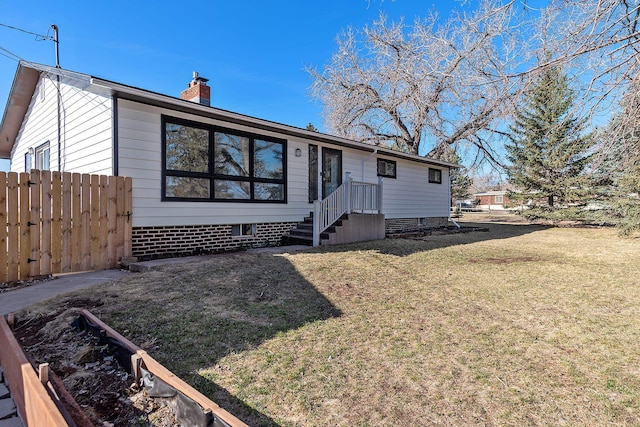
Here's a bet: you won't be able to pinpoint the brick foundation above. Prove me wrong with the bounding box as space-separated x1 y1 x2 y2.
132 222 297 259
385 217 448 233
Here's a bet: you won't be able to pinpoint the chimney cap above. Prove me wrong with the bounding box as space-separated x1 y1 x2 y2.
192 71 209 84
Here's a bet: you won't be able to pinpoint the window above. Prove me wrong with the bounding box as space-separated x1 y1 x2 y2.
428 168 442 184
24 152 32 172
495 195 504 204
35 143 50 170
232 223 256 237
162 116 286 202
377 158 397 178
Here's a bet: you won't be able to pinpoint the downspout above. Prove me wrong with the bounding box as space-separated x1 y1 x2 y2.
362 148 378 181
56 75 61 171
112 96 119 175
52 25 62 171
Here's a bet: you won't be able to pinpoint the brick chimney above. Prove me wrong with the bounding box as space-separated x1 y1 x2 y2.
180 71 210 106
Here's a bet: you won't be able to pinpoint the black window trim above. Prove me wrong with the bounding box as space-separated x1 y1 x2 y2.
162 115 287 203
377 158 397 179
428 167 442 184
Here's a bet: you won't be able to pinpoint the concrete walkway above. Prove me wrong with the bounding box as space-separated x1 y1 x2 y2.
0 245 309 315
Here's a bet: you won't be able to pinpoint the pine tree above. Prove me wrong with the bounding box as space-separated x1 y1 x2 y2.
505 67 595 208
598 77 640 235
432 144 472 203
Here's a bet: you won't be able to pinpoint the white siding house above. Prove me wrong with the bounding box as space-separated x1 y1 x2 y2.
1 62 458 258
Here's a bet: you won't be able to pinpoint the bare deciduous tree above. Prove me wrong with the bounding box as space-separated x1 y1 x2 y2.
309 0 640 169
307 0 527 164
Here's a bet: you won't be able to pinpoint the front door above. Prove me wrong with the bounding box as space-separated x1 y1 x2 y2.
322 148 342 199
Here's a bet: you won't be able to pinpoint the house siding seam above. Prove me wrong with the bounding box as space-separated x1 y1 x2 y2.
384 217 448 233
132 221 297 258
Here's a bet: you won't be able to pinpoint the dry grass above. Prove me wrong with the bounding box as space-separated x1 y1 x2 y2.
19 220 640 426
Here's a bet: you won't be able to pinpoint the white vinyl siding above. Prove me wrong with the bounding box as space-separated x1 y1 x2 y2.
117 99 451 227
10 78 58 172
118 100 313 227
10 74 113 175
381 160 450 219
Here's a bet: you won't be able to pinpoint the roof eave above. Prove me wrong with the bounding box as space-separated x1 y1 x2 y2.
0 61 460 169
90 77 460 169
0 63 41 158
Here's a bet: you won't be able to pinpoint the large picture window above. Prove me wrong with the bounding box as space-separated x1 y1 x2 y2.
162 116 286 202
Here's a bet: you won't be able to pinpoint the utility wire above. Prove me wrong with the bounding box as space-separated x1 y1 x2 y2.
0 45 23 62
0 22 53 40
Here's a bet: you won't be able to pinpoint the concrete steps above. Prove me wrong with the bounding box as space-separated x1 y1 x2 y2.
284 212 344 246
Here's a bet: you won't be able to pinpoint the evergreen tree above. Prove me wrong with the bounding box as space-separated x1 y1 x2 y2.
598 77 640 235
432 144 472 204
505 67 595 208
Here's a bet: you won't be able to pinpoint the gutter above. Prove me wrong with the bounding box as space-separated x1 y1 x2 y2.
89 77 461 170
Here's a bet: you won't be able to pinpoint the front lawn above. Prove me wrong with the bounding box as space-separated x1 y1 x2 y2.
20 221 640 426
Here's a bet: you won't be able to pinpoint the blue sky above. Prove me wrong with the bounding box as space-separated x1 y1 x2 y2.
0 0 472 171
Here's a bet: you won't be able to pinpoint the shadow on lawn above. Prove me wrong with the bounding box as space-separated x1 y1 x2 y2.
323 221 551 257
119 251 343 426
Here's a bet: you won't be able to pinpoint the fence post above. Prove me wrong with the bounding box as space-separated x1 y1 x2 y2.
124 177 133 258
61 172 72 273
7 173 18 282
19 173 30 280
377 177 384 214
81 174 91 271
51 172 62 274
29 170 41 277
41 171 52 277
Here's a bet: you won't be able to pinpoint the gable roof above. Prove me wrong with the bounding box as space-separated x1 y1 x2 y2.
0 61 460 169
0 63 40 158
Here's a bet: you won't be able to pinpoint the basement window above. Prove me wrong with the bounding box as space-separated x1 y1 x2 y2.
231 224 256 238
428 168 442 184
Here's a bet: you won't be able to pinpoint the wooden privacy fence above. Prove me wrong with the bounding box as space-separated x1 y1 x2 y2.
0 170 132 283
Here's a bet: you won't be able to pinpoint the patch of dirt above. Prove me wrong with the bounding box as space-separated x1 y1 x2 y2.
467 256 545 264
12 299 178 427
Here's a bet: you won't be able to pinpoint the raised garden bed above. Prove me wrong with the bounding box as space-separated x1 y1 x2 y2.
9 302 246 426
386 225 489 239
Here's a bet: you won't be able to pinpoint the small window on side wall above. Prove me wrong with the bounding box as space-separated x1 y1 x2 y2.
35 142 50 170
377 158 397 178
428 168 442 184
25 152 32 172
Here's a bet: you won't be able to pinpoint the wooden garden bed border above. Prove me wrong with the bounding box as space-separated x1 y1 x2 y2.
0 315 69 426
79 309 248 427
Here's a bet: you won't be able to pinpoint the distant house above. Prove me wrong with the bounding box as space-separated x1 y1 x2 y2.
474 190 510 211
0 61 458 258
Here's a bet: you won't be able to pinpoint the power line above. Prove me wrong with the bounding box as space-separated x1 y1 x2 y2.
0 45 23 62
0 22 53 40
